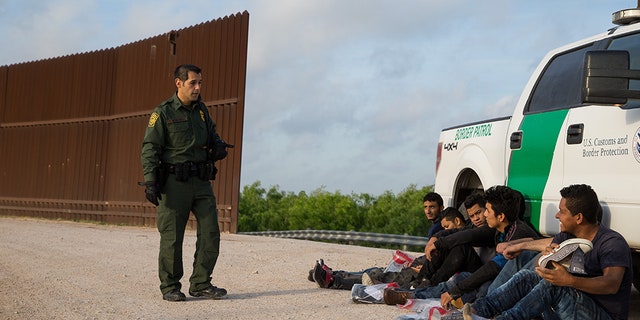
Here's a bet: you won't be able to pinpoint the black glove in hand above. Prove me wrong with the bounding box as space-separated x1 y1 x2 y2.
144 181 162 206
212 139 228 161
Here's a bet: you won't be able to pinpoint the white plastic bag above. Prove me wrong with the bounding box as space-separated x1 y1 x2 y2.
395 298 470 320
397 298 442 313
350 282 398 304
394 305 447 320
384 250 415 273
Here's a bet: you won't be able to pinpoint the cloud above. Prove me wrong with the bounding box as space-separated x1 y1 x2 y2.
0 0 101 63
0 0 630 195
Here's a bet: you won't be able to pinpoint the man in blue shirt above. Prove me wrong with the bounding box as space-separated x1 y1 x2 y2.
424 192 445 238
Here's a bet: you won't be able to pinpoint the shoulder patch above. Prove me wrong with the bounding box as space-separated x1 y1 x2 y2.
148 112 159 128
199 110 206 123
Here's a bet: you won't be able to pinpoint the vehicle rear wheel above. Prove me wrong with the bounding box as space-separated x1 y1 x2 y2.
453 169 483 216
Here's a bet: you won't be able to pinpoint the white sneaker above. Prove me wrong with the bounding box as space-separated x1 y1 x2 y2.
462 303 473 320
361 272 374 286
538 238 592 274
461 303 490 320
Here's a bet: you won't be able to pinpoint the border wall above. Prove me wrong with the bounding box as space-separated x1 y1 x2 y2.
0 11 249 233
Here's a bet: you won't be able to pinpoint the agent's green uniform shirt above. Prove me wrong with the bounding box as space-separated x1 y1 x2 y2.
141 93 218 182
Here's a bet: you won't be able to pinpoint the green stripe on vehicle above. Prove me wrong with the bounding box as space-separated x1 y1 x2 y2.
507 109 569 230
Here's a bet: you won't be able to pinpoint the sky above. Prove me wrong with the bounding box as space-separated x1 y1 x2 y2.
0 0 634 195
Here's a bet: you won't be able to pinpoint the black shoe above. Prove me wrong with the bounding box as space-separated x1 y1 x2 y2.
163 289 186 302
189 285 228 299
307 268 314 282
312 259 334 288
382 287 414 305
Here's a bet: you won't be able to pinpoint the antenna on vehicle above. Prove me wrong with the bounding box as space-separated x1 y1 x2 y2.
613 1 640 25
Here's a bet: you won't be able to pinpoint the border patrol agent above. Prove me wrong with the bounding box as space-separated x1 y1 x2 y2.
141 64 228 302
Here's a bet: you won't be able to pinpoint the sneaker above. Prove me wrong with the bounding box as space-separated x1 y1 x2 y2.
462 303 473 320
382 287 414 305
162 289 186 302
361 272 375 286
188 285 227 299
538 238 592 274
312 259 334 288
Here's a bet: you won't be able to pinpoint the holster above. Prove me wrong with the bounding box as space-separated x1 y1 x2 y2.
198 161 218 181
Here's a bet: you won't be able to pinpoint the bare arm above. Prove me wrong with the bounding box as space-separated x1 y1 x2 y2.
500 237 552 260
536 263 625 295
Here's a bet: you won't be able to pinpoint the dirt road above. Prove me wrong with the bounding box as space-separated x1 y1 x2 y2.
0 217 409 320
1 217 638 319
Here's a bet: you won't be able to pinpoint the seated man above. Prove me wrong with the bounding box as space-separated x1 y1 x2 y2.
365 193 493 289
486 184 606 292
413 191 492 288
440 207 466 230
309 206 464 290
424 191 446 238
462 184 632 320
383 186 540 307
362 207 470 287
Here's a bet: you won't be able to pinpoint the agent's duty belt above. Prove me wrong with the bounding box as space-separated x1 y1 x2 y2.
163 161 217 181
165 161 199 176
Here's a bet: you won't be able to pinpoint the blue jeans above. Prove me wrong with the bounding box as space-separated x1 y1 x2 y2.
414 272 484 303
472 269 613 320
413 274 458 299
488 250 539 293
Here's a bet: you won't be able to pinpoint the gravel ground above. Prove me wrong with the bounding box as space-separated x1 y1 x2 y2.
1 216 638 320
0 217 415 320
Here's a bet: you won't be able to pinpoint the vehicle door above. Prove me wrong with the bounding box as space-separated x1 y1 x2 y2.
506 41 604 235
563 32 640 249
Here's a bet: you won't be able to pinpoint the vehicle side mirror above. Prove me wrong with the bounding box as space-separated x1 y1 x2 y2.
582 50 640 104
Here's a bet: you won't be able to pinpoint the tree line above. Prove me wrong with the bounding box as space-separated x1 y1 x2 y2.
238 181 434 237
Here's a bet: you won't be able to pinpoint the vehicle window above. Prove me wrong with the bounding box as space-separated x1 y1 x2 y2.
526 44 597 114
608 32 640 108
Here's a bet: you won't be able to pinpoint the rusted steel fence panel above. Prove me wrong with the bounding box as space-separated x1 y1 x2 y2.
0 66 7 123
0 11 249 233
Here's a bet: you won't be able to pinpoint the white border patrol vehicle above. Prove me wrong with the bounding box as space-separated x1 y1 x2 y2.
434 6 640 288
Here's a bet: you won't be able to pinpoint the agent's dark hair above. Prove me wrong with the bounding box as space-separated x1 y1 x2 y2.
484 185 521 223
463 191 485 209
423 192 444 207
174 64 202 81
559 184 601 224
442 207 465 223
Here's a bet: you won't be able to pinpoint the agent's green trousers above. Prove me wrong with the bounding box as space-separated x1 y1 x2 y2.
156 176 220 295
